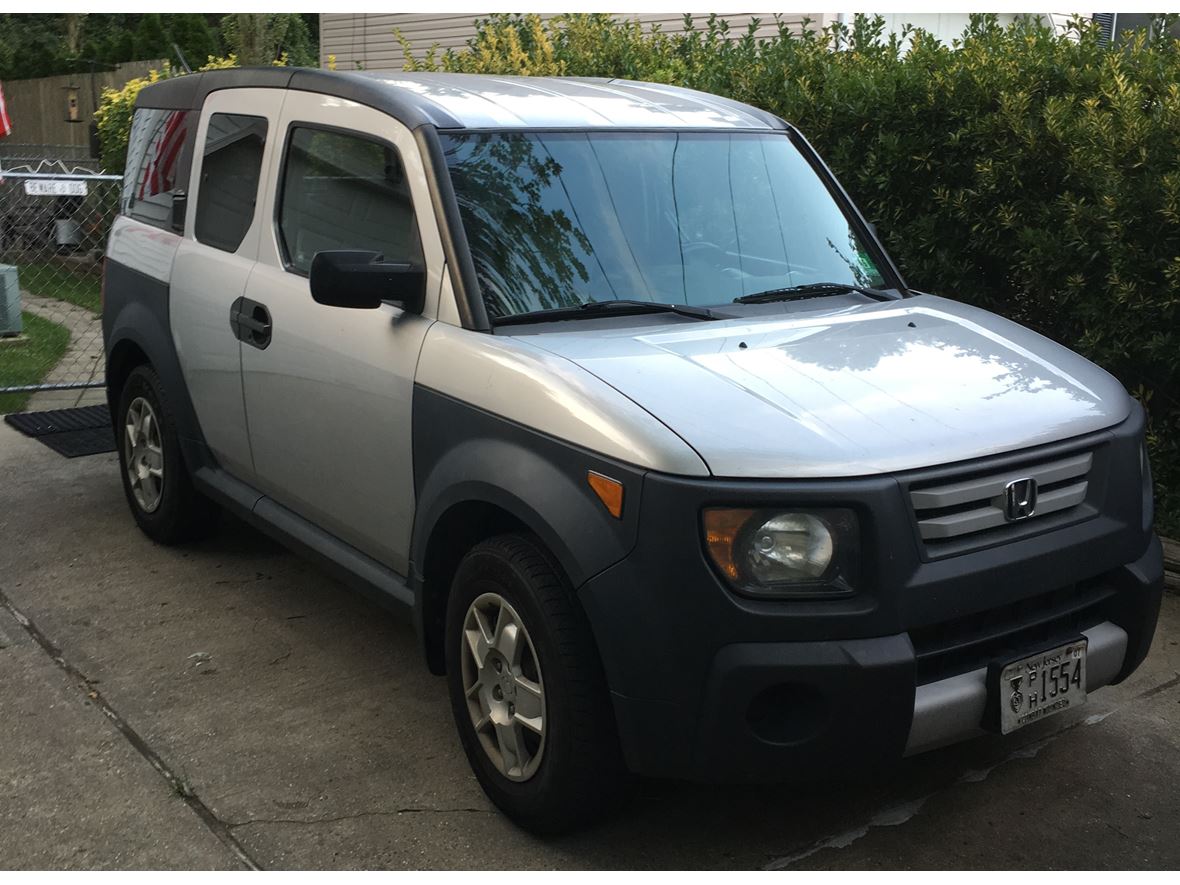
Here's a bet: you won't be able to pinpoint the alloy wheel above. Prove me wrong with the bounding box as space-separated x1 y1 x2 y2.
124 396 164 513
460 592 546 781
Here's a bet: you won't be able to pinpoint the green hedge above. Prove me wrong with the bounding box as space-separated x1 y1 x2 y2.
403 13 1180 533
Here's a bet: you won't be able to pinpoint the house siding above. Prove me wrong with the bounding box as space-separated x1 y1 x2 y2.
320 13 821 72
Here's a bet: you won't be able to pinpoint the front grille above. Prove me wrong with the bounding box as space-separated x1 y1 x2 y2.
909 581 1116 684
909 450 1093 556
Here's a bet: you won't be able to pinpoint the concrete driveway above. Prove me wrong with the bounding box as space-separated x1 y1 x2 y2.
1 420 1177 870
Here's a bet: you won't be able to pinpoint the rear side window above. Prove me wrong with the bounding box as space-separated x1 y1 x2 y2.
121 108 192 230
194 113 268 253
277 126 421 275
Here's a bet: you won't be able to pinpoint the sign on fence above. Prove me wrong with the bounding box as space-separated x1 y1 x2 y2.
23 179 89 197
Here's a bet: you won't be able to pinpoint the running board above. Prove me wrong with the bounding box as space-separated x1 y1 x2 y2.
192 466 414 618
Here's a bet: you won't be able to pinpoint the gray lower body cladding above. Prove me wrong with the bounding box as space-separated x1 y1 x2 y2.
102 258 213 474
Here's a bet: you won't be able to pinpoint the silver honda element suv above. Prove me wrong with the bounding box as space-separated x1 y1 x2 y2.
103 68 1163 831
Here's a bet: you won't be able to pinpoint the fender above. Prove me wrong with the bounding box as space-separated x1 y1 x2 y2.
409 384 646 602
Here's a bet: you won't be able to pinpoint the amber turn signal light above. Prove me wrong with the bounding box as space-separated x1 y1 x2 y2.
587 471 624 519
702 508 757 581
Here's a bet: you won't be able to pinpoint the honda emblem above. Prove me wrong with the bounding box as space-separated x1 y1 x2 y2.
1004 477 1038 521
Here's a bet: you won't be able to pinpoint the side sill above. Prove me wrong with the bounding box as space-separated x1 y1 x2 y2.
193 466 414 618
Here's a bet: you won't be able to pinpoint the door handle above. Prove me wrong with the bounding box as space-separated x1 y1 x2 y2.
230 297 273 349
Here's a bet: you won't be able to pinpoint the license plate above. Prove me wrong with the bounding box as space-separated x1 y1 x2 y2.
998 639 1087 734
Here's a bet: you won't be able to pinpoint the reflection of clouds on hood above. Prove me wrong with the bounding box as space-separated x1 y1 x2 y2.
688 307 1106 446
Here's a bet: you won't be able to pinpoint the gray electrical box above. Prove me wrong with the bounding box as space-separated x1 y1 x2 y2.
0 264 22 337
0 263 21 339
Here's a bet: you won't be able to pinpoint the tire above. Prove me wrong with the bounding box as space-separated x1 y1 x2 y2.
115 364 218 544
445 533 628 833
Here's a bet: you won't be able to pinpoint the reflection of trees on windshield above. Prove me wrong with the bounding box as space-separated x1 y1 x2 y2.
443 130 890 319
444 134 590 318
825 231 878 288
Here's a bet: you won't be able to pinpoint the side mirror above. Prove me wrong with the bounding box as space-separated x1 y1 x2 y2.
865 220 879 239
309 250 426 312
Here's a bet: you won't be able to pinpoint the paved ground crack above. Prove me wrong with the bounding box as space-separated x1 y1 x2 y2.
227 807 491 828
1134 671 1180 701
0 587 262 871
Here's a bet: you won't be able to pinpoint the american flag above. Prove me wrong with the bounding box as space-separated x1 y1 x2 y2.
0 82 12 138
137 109 187 199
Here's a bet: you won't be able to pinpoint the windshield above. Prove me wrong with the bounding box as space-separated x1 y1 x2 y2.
440 131 887 320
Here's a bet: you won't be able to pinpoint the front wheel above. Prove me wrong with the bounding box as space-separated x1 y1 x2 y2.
445 533 627 833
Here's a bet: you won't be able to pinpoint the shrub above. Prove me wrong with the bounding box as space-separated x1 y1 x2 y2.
403 13 1180 533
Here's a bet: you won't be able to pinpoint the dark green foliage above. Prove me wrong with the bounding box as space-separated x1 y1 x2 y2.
0 13 316 80
132 13 169 62
280 14 318 67
168 13 220 69
406 12 1180 532
219 13 317 67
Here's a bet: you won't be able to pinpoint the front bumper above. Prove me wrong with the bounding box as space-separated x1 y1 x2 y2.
905 619 1126 756
577 412 1163 783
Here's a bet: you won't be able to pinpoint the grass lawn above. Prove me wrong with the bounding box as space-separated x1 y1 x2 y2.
0 312 71 413
16 261 102 313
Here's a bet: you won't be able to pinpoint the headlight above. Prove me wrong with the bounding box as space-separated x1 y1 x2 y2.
703 507 859 597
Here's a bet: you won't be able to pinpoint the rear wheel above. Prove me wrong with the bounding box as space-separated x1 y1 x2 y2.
116 364 218 544
445 533 627 833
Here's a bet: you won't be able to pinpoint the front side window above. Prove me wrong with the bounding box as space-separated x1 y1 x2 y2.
277 127 421 275
440 131 887 320
194 113 268 253
121 108 192 229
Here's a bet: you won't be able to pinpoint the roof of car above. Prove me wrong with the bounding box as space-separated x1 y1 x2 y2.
134 68 786 131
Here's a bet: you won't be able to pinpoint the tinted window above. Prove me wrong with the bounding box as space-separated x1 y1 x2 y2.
440 131 886 319
121 108 192 230
194 113 267 253
278 127 421 275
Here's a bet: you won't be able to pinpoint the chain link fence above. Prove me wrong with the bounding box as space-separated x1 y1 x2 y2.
0 153 120 413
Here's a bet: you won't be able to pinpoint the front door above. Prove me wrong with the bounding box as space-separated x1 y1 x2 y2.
238 91 445 575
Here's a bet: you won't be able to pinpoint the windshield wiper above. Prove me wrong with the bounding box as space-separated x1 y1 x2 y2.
493 299 720 327
733 282 895 304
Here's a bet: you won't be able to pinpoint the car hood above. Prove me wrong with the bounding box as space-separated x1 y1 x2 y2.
514 294 1132 478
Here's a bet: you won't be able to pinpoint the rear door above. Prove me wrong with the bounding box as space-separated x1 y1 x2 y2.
170 89 285 478
238 91 445 574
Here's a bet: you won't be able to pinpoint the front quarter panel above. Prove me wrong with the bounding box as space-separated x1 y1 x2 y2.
413 323 709 478
410 320 708 586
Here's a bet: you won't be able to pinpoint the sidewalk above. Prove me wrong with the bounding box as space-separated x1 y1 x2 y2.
20 291 105 410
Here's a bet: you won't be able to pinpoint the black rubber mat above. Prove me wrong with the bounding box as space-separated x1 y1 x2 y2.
4 404 117 458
